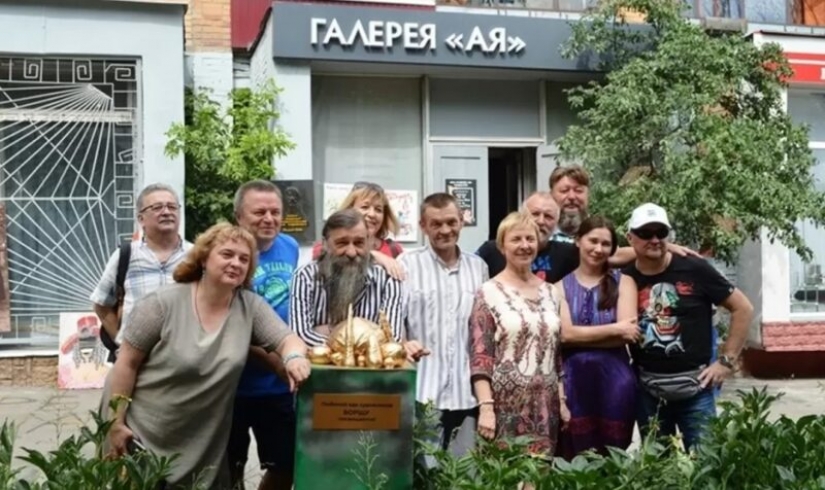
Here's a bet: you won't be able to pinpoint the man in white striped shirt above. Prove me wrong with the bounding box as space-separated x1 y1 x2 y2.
290 209 408 347
399 193 489 466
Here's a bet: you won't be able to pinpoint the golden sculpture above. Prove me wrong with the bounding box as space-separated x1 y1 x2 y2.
309 307 407 369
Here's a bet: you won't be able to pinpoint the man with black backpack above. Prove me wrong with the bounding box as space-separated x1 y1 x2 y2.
90 183 192 361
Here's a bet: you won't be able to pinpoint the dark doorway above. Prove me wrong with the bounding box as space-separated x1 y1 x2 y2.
487 147 536 240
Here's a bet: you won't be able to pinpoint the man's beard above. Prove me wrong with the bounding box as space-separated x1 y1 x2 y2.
319 253 371 325
558 208 586 236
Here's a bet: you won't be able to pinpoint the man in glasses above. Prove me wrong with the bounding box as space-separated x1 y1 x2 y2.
622 203 753 451
90 183 192 354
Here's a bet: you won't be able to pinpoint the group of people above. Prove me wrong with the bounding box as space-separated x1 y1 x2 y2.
89 164 753 490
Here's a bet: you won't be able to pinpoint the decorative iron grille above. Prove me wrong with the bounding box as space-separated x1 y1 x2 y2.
0 57 139 346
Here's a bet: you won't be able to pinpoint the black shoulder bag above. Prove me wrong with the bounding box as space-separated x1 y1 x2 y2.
100 242 131 363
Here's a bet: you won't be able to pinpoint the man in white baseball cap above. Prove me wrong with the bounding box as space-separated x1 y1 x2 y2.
621 202 753 451
627 203 672 232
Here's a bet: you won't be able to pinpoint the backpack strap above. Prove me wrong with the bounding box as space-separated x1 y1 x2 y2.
115 241 131 302
100 242 131 360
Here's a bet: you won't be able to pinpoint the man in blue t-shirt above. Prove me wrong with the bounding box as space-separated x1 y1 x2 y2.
229 180 300 490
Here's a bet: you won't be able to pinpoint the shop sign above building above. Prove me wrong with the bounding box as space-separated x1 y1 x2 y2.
272 2 585 71
310 18 526 55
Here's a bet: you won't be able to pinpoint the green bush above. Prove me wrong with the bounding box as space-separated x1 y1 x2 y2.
0 411 187 490
389 388 825 490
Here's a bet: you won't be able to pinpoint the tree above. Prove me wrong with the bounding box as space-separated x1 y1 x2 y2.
558 0 825 263
165 82 295 239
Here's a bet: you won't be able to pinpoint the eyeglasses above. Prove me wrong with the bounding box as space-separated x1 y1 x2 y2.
352 181 385 193
632 227 670 240
139 202 180 214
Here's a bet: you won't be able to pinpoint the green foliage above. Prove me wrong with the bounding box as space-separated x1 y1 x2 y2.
399 389 825 489
693 389 825 489
0 411 190 490
165 81 295 240
558 0 825 263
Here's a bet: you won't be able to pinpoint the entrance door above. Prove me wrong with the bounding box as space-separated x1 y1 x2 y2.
433 145 489 252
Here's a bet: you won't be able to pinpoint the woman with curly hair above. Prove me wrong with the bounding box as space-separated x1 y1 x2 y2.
102 222 310 490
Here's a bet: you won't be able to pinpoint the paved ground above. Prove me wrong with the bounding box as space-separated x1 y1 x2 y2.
0 377 821 485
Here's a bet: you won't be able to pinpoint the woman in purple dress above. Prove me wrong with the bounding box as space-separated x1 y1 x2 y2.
555 216 640 459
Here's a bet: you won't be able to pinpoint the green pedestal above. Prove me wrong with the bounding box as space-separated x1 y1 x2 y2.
294 364 416 490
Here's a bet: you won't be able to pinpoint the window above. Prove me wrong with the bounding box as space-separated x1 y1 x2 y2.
0 58 138 348
787 91 825 313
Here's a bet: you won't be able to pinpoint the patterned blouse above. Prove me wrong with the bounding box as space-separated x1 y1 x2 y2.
469 279 563 456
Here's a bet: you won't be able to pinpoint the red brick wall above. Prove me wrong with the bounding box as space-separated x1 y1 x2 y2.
762 321 825 351
186 0 232 52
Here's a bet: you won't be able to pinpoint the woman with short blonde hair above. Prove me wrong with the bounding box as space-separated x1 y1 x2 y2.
470 212 570 468
103 222 311 490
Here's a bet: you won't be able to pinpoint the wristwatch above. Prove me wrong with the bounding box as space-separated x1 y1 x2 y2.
719 354 736 370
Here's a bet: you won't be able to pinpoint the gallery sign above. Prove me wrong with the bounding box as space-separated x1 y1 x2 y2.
272 2 585 71
310 18 526 55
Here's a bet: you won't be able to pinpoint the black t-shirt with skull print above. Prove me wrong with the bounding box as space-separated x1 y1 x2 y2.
622 255 735 374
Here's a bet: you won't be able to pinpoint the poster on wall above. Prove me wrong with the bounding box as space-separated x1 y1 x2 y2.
323 183 419 242
385 189 418 243
274 180 315 245
0 204 9 332
445 179 477 227
323 183 353 220
58 313 111 390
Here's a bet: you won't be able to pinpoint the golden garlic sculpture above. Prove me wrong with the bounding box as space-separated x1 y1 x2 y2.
309 305 407 369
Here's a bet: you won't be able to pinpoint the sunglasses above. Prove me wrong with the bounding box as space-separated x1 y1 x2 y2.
352 181 385 193
632 227 669 240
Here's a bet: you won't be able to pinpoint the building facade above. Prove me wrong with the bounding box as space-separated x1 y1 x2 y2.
244 0 825 375
1 0 824 384
252 1 591 255
0 0 186 383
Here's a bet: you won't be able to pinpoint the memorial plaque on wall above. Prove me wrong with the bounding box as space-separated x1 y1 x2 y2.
0 204 10 332
274 180 315 245
446 179 478 227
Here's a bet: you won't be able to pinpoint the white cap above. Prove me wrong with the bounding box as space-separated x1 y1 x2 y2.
628 203 671 231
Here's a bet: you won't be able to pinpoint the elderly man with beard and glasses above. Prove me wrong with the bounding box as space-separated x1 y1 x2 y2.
290 209 420 359
399 193 484 468
476 192 579 284
548 165 700 266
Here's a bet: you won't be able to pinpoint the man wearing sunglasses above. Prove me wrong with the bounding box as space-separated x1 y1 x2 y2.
549 165 703 266
622 203 753 451
90 183 192 355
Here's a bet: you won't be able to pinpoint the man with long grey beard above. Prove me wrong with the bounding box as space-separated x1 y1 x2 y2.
290 209 422 359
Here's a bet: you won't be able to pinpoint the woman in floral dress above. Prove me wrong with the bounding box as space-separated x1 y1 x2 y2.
470 212 571 458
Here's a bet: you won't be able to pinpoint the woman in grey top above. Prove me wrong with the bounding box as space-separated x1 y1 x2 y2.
103 223 311 489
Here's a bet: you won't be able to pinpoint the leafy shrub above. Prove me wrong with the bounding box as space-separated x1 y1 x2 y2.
0 411 186 490
393 388 825 490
